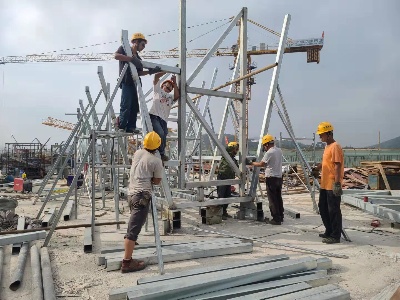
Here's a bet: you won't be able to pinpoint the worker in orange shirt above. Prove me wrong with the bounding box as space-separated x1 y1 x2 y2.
312 122 344 244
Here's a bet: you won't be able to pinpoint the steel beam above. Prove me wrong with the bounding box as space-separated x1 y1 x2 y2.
41 247 56 300
63 200 75 221
9 236 30 291
12 216 25 254
123 257 317 300
174 196 252 209
30 245 43 300
137 255 289 285
249 14 291 198
187 86 244 100
270 284 350 300
0 231 46 246
185 179 241 188
141 61 180 74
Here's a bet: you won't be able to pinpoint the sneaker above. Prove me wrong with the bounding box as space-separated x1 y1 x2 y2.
322 237 340 244
319 233 330 238
161 155 169 161
121 258 146 273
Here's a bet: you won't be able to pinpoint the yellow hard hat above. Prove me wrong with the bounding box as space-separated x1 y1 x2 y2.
262 134 274 145
228 141 238 148
316 122 334 135
131 32 147 43
22 172 27 179
143 131 161 150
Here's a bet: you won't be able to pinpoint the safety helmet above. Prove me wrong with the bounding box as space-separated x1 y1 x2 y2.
262 134 274 145
131 32 147 43
161 79 174 89
316 122 334 135
143 131 161 150
228 141 239 148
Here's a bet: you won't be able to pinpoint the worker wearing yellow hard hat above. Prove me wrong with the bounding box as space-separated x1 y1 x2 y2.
114 32 162 134
312 121 344 244
217 140 240 219
122 131 164 273
248 134 284 225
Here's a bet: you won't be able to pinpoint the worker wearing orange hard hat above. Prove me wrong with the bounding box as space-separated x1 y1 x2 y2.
149 71 180 161
248 134 284 225
312 122 344 244
115 33 162 134
121 131 164 273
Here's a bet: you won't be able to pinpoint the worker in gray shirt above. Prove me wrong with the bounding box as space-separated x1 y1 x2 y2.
121 131 164 273
248 134 284 225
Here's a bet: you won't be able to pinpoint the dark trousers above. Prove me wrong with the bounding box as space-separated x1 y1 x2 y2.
318 189 342 239
266 177 284 222
120 83 139 130
217 174 231 213
150 114 168 155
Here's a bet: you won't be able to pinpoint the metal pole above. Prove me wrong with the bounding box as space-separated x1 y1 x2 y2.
91 130 96 239
9 238 30 291
178 0 187 189
0 247 3 291
239 7 248 196
30 244 43 300
249 14 291 198
74 136 78 220
151 192 164 274
40 247 56 300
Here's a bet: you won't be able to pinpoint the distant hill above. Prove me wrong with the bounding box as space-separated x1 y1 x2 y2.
368 136 400 149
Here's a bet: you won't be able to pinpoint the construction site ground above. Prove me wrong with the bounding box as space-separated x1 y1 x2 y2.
1 185 399 300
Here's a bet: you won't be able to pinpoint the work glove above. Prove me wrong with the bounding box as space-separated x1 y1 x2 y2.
311 167 319 178
148 66 162 75
332 182 343 197
245 158 252 165
130 56 143 69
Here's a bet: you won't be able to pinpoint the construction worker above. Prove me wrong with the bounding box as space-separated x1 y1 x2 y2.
115 33 161 134
121 131 164 273
248 134 284 225
312 122 344 244
149 72 180 161
217 141 239 219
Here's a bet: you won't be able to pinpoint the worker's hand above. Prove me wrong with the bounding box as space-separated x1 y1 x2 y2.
130 56 143 69
332 182 343 197
245 158 253 165
148 66 161 75
171 75 177 85
311 167 319 178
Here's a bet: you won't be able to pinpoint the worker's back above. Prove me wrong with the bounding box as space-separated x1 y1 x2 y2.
128 149 163 195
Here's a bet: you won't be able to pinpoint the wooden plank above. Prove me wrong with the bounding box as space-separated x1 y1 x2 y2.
378 163 391 190
137 255 289 285
105 240 253 272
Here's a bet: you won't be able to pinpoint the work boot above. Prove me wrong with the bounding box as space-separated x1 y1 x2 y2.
319 233 330 238
121 258 146 273
161 155 169 162
322 237 340 244
267 219 282 225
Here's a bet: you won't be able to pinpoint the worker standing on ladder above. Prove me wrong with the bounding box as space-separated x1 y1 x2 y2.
114 33 160 134
217 141 239 220
121 131 164 273
312 122 344 244
249 134 284 225
149 72 180 161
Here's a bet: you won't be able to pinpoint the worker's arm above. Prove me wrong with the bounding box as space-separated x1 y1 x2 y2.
152 177 162 185
171 75 180 101
334 162 342 183
153 72 167 85
314 163 322 171
251 161 266 168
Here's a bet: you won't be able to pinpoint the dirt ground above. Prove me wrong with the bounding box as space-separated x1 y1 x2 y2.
1 185 399 300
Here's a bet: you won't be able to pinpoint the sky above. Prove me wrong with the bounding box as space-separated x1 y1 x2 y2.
0 0 399 149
